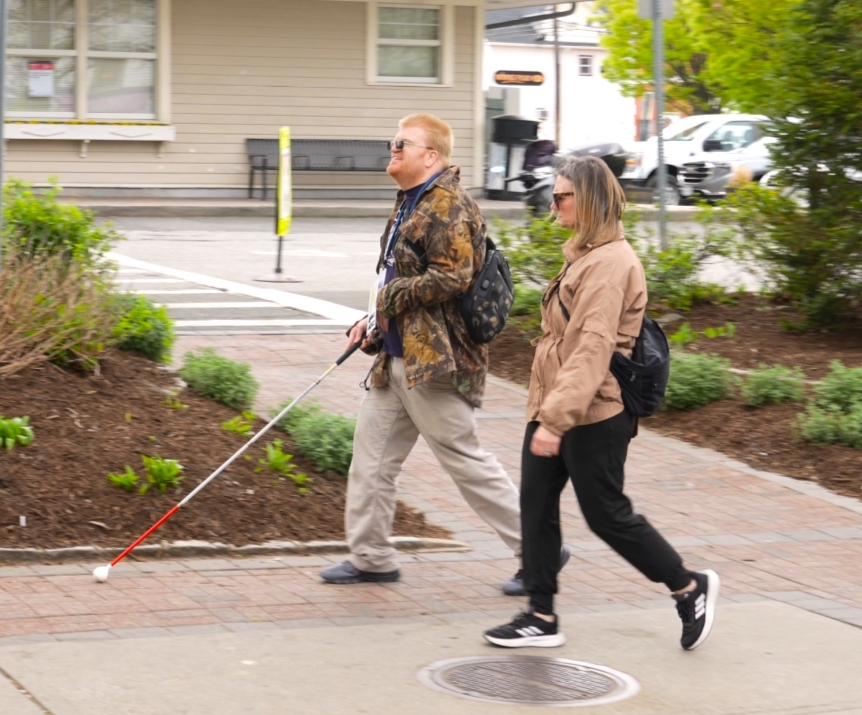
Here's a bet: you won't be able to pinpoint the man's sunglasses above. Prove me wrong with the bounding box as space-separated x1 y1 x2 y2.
553 192 574 205
387 139 434 151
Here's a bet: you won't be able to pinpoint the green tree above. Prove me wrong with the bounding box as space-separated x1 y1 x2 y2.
724 0 862 325
596 0 797 115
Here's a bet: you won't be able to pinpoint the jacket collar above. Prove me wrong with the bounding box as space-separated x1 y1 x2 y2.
561 220 625 264
394 165 460 200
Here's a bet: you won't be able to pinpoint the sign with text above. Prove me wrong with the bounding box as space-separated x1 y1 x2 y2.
276 126 292 236
28 61 55 98
494 70 544 86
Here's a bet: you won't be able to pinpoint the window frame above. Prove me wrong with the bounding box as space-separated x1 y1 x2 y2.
6 0 171 123
578 54 593 77
366 1 454 87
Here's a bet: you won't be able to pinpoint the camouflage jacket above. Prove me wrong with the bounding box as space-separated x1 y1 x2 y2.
362 165 489 407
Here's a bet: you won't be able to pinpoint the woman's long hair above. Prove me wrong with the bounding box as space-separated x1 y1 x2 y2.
555 155 626 249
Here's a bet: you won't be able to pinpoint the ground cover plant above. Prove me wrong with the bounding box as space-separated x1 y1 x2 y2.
112 293 176 363
663 353 738 411
256 439 311 494
180 348 259 410
0 416 34 451
222 411 257 435
741 364 806 407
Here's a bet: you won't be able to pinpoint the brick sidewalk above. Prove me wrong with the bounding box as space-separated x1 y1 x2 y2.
2 333 862 645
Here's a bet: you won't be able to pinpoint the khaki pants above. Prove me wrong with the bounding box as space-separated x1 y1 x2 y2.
346 358 522 572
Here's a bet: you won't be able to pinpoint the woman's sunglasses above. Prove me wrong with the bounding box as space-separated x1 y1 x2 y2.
553 192 574 205
387 140 433 151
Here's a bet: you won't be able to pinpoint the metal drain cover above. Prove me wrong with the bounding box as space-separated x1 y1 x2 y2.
417 655 640 707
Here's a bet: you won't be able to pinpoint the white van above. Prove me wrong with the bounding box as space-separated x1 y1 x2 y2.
620 114 767 204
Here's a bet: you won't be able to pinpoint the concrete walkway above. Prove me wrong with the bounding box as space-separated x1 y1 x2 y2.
2 333 862 713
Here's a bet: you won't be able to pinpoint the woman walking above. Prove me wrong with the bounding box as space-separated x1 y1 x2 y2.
484 156 719 651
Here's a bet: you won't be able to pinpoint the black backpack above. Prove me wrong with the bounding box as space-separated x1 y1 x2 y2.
555 282 670 417
460 237 515 344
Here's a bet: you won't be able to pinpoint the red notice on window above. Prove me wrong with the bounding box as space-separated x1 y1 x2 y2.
28 61 55 98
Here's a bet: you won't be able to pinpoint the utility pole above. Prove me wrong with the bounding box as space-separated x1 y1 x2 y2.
650 0 668 249
553 15 561 150
0 0 7 264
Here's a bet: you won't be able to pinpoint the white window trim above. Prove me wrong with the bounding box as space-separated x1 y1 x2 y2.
366 1 454 87
579 54 593 77
6 0 171 125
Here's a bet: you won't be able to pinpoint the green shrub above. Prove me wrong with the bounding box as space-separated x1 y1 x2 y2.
2 180 120 266
663 352 738 410
741 364 806 407
272 398 322 434
112 294 175 363
179 348 259 410
795 403 862 449
274 399 355 475
812 361 862 412
493 216 568 287
0 416 34 451
511 284 545 318
139 455 184 494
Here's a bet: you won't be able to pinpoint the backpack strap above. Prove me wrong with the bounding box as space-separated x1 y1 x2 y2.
552 263 571 322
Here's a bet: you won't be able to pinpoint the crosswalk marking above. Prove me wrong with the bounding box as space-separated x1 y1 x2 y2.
158 302 281 309
173 319 341 328
115 278 184 284
135 289 222 295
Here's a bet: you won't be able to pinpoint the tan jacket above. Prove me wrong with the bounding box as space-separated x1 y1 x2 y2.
527 229 647 436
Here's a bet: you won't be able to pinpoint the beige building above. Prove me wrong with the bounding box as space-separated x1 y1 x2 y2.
2 0 542 199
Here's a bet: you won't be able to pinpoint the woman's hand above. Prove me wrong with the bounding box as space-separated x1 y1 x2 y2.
530 425 561 457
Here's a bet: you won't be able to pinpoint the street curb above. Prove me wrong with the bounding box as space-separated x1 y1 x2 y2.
0 537 471 565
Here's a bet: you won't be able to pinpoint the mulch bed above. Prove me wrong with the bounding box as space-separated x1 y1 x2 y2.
0 352 449 550
488 295 862 501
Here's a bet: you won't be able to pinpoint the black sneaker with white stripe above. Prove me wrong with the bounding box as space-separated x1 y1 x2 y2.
674 569 720 650
484 611 565 648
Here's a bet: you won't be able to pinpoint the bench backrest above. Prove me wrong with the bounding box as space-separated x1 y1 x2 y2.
246 138 390 171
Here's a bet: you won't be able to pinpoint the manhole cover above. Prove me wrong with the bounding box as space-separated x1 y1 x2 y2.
417 655 640 707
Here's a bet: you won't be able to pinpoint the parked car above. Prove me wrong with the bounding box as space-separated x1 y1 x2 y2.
620 113 768 205
679 137 776 200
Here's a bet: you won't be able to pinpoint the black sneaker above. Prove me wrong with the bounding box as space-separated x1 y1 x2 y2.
674 569 720 650
501 545 572 596
484 611 566 648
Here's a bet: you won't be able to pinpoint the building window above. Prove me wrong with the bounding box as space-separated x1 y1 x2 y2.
6 0 162 120
579 55 593 77
377 5 441 84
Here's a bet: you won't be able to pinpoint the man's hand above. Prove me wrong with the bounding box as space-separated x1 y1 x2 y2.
530 425 562 457
347 317 374 351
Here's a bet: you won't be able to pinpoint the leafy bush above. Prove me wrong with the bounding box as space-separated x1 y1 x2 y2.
112 293 175 363
663 352 738 410
140 455 184 494
0 416 34 451
0 248 116 375
812 361 862 413
511 285 545 318
493 216 568 288
273 399 356 476
180 348 259 410
272 398 321 434
741 364 806 407
2 180 120 266
795 403 862 450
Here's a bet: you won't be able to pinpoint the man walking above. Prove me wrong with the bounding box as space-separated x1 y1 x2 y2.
320 114 567 591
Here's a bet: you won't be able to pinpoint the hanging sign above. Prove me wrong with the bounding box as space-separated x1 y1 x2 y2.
494 70 544 86
28 61 55 98
276 126 292 236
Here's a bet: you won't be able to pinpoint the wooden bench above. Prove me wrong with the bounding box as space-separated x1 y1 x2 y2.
246 138 391 199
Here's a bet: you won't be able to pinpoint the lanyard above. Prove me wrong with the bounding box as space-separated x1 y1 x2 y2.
384 173 441 262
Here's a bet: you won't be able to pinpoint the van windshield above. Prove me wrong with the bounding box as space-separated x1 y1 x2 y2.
665 121 709 141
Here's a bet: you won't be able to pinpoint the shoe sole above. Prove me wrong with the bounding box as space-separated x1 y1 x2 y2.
485 633 566 648
322 573 401 585
686 569 720 651
502 545 573 597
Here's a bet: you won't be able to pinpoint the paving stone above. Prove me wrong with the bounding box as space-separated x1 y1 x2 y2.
109 627 173 639
168 624 230 636
53 630 117 642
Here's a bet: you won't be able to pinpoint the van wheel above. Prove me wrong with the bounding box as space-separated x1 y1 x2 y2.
646 174 683 206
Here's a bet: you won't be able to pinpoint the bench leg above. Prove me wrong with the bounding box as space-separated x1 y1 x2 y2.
248 167 255 199
262 160 268 201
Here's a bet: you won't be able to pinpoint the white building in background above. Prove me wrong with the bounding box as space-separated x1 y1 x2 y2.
484 2 635 149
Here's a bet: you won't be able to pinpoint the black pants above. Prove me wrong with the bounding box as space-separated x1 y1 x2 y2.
522 412 694 615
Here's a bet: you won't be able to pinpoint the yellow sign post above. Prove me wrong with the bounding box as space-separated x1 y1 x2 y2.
256 126 301 283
